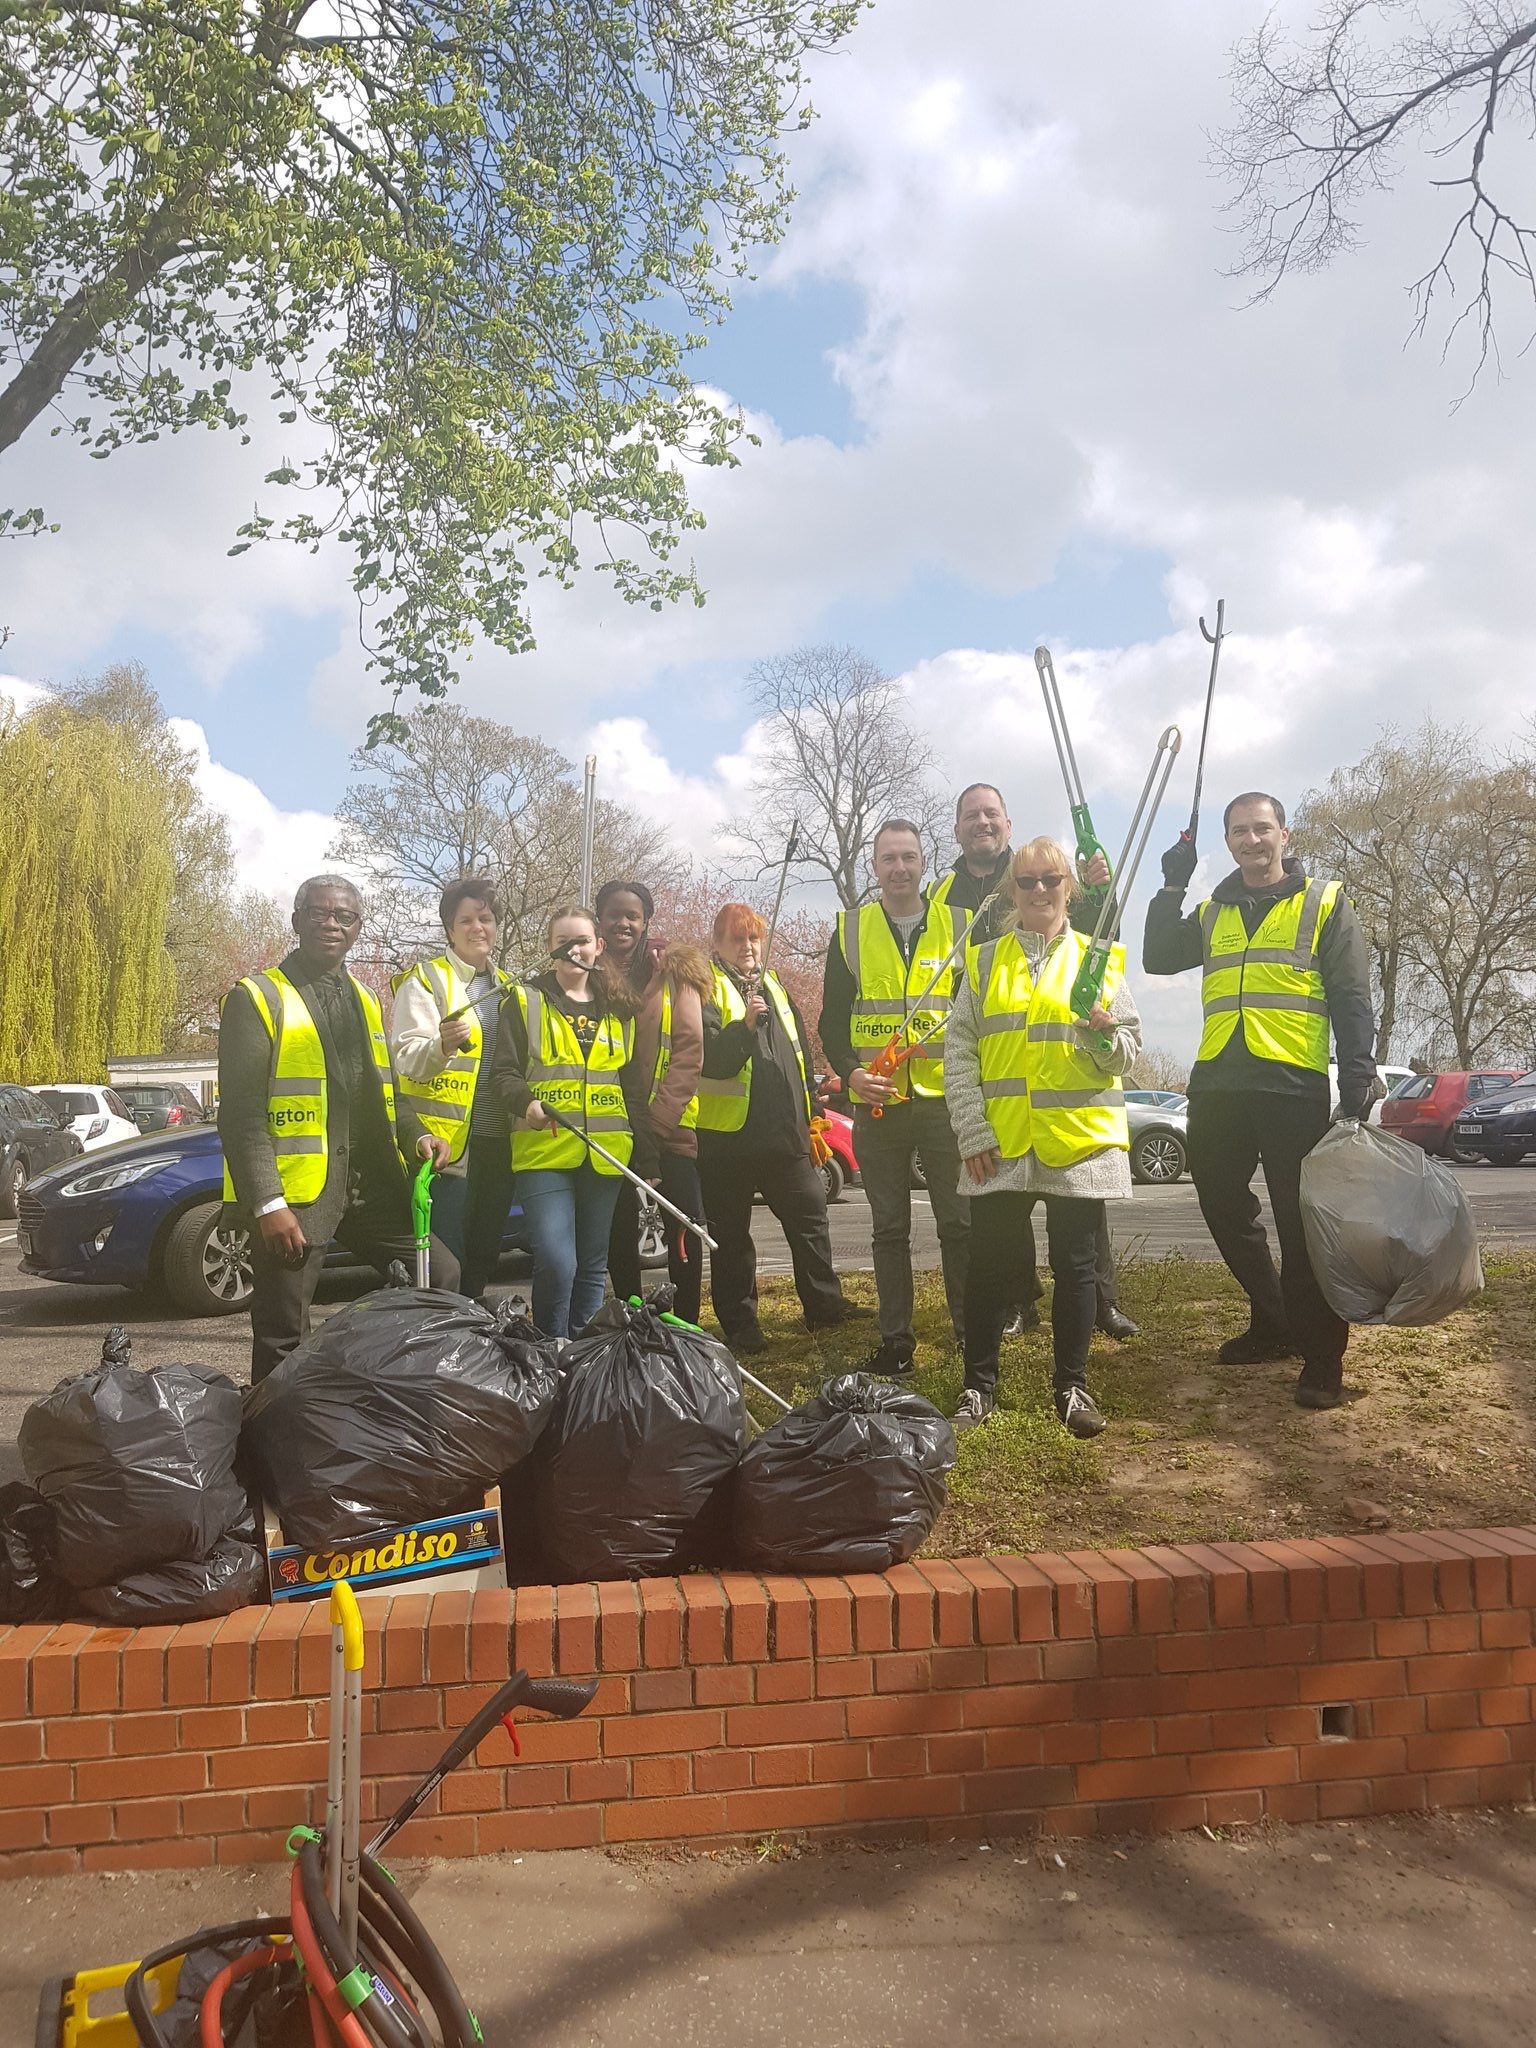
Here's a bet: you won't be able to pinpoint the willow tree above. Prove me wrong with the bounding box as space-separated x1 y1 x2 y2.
0 1 862 733
0 702 176 1081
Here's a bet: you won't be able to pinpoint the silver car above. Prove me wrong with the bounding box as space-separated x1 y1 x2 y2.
1127 1095 1187 1184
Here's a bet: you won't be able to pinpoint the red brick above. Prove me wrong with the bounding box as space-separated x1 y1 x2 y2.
383 1813 483 1859
1422 1768 1481 1809
1407 1650 1513 1693
873 1651 930 1693
867 1733 926 1777
695 1665 753 1706
181 1791 247 1834
1266 1706 1323 1744
1152 1714 1214 1754
0 1627 55 1721
1481 1688 1532 1727
1032 1553 1095 1638
634 1753 692 1798
1205 1790 1266 1828
990 1555 1056 1640
811 1741 871 1784
721 1574 771 1661
849 1691 964 1737
639 1580 683 1668
32 1624 96 1715
757 1661 815 1704
209 1742 320 1792
1317 1622 1376 1662
927 1729 989 1773
176 1705 244 1750
1111 1550 1177 1634
569 1758 629 1802
1481 1610 1533 1650
379 1690 440 1733
726 1699 845 1747
816 1657 873 1699
1079 1755 1191 1801
1317 1780 1374 1819
0 1720 42 1763
762 1577 813 1660
86 1837 214 1872
47 1801 113 1847
1042 1639 1099 1681
1477 1763 1534 1805
425 1590 473 1683
165 1617 224 1707
953 1558 1019 1645
252 1606 306 1698
986 1644 1045 1684
1353 1535 1436 1614
379 1593 431 1687
596 1582 642 1671
605 1708 725 1757
1141 1547 1214 1631
1098 1636 1157 1677
479 1804 604 1852
1250 1542 1328 1623
698 1749 755 1792
78 1752 206 1800
1314 1536 1403 1619
1188 1748 1298 1792
1211 1543 1289 1626
76 1632 129 1715
115 1796 182 1842
1426 1691 1482 1732
509 1582 553 1677
844 1774 963 1822
681 1577 729 1663
1266 1783 1321 1824
1395 1534 1475 1611
295 1605 335 1695
246 1701 311 1744
1100 1717 1157 1759
1375 1618 1429 1657
1367 1696 1427 1738
607 1793 728 1841
1157 1633 1215 1674
1040 1722 1100 1765
724 1784 849 1831
884 1563 937 1650
1173 1545 1251 1629
1406 1728 1511 1772
807 1577 856 1657
1296 1660 1405 1704
469 1588 513 1682
1298 1738 1408 1782
1185 1667 1298 1712
633 1669 693 1712
931 1648 987 1689
962 1764 1075 1814
914 1559 979 1647
1436 1531 1511 1608
1426 1614 1480 1654
1370 1774 1429 1813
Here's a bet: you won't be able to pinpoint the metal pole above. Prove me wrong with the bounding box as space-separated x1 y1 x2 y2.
760 820 800 980
579 754 597 905
1185 600 1226 844
542 1105 717 1253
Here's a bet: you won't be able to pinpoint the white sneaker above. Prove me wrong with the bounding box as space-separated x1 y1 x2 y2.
951 1388 995 1433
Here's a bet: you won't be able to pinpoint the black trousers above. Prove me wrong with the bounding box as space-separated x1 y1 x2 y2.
1186 1089 1346 1382
698 1143 844 1338
608 1152 707 1325
1016 1206 1121 1321
964 1190 1102 1400
248 1202 460 1384
433 1135 517 1303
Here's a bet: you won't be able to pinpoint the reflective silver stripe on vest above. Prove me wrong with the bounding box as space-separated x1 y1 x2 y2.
974 938 1001 992
851 998 893 1015
980 1077 1032 1099
1026 1022 1077 1044
441 1054 478 1074
280 1136 327 1154
586 1115 629 1135
424 1099 469 1122
1031 1086 1120 1109
279 1077 324 1095
1202 992 1329 1017
840 910 862 989
976 1012 1024 1038
696 1077 746 1096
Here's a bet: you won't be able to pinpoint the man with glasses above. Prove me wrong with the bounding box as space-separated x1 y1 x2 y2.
219 873 457 1382
1145 793 1377 1409
932 783 1139 1344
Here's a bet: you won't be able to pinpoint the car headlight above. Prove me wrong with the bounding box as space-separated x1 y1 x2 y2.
58 1155 179 1198
1497 1099 1534 1117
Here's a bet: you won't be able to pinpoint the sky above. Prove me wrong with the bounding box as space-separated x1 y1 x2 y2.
6 0 1536 1062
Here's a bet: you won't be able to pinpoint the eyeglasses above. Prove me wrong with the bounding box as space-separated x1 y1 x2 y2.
300 907 361 929
1015 873 1066 892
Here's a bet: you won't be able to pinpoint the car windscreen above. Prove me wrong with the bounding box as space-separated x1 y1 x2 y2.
117 1086 169 1105
39 1089 96 1117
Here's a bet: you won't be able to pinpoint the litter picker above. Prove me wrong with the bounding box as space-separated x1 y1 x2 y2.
325 1580 365 1952
411 1156 434 1288
580 752 598 905
759 818 800 980
1035 644 1111 907
1183 599 1226 847
861 887 1003 1119
1071 725 1182 1033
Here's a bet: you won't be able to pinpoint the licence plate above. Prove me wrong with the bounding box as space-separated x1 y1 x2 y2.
1461 1124 1483 1136
16 1228 30 1257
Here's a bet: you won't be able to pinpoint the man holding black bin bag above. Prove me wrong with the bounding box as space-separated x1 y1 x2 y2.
1143 792 1377 1409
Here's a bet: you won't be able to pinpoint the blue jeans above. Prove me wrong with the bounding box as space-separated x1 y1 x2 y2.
515 1164 623 1337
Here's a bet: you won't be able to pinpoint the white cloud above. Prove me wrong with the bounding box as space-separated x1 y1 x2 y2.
166 717 343 906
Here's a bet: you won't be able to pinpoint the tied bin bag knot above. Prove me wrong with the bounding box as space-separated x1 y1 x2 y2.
734 1371 956 1575
1299 1120 1484 1327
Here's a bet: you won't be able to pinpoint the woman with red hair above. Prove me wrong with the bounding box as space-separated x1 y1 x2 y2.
696 903 866 1354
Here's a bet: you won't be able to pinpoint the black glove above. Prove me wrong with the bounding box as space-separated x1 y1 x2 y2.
1160 836 1198 890
1333 1096 1370 1125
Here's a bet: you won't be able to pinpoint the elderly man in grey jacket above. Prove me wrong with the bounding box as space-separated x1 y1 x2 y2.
944 836 1142 1439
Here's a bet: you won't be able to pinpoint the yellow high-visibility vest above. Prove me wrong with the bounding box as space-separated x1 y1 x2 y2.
221 969 396 1206
651 980 700 1131
834 899 957 1099
510 984 634 1173
969 927 1128 1166
695 967 812 1133
392 953 511 1164
1196 881 1340 1073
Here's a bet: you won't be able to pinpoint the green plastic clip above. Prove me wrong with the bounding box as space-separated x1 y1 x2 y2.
337 1966 372 2011
285 1824 322 1860
660 1310 707 1335
373 1855 396 1884
471 2015 484 2043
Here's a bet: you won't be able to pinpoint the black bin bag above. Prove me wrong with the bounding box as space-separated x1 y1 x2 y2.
19 1329 248 1590
75 1520 268 1626
0 1482 64 1625
734 1373 956 1574
533 1299 747 1582
241 1289 561 1549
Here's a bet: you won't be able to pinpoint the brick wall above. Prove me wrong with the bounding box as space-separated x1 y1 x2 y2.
3 1528 1534 1879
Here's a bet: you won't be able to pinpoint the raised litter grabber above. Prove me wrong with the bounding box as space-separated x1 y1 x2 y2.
1035 643 1112 915
1071 723 1183 1037
860 887 1005 1120
1183 598 1226 850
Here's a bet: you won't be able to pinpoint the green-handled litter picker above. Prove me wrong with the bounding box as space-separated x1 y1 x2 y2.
1035 644 1112 913
411 1155 435 1289
1070 724 1183 1033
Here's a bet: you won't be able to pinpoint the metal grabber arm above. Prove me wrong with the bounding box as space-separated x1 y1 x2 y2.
1071 726 1183 1033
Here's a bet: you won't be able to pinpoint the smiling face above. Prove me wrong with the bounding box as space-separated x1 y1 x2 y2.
597 888 649 962
292 883 362 968
448 894 498 970
1010 861 1071 936
1225 798 1290 885
872 825 925 903
549 913 600 970
956 785 1011 868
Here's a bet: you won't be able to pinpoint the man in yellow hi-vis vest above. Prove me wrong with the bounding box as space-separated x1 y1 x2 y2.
1144 792 1378 1409
820 818 970 1375
218 875 456 1382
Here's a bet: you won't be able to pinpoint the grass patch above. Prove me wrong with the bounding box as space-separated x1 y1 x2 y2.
724 1251 1536 1555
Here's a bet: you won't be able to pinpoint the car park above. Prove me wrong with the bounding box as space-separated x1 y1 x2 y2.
1125 1088 1185 1108
1127 1094 1187 1184
1380 1069 1521 1161
113 1079 209 1131
36 1083 141 1153
0 1083 84 1217
1447 1071 1536 1167
16 1124 667 1316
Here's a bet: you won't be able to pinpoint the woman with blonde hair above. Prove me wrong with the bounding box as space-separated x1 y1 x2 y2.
491 904 635 1337
944 836 1142 1438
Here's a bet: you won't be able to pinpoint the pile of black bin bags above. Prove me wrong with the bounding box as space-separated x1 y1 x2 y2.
2 1292 960 1623
12 1327 265 1624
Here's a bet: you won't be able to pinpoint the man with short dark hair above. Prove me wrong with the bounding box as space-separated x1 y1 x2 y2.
220 874 457 1381
931 785 1139 1343
821 818 970 1373
1145 792 1377 1409
390 875 513 1301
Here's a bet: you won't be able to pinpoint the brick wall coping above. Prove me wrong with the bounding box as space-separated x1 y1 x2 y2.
2 1527 1534 1878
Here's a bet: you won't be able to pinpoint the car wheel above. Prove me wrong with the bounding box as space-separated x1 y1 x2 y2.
0 1155 23 1220
1444 1136 1480 1166
822 1154 846 1205
1491 1148 1527 1167
1131 1129 1186 1185
160 1201 254 1315
909 1153 928 1191
637 1191 670 1271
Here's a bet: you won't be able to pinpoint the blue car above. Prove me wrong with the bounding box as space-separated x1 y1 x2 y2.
17 1126 669 1317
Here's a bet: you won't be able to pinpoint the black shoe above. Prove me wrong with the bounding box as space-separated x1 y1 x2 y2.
726 1322 769 1357
860 1339 914 1378
807 1302 875 1330
1057 1386 1107 1439
1097 1307 1139 1342
1295 1366 1343 1410
1003 1305 1041 1338
1216 1326 1295 1365
951 1388 995 1433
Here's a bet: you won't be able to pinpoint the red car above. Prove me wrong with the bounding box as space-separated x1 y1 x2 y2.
1380 1070 1521 1160
819 1106 858 1203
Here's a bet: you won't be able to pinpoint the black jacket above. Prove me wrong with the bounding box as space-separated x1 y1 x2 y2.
699 965 814 1160
1142 857 1376 1109
218 951 426 1237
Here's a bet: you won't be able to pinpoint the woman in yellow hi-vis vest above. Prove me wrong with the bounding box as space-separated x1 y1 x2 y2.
490 905 636 1337
944 838 1143 1439
390 876 514 1302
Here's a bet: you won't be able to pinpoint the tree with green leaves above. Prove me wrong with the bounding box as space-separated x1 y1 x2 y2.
0 1 861 732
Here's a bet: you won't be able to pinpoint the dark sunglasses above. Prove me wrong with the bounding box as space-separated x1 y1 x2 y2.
1015 873 1066 892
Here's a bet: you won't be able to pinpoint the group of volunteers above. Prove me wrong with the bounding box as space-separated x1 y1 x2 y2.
218 772 1377 1440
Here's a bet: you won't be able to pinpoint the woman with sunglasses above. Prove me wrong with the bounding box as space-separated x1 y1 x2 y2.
944 838 1142 1438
